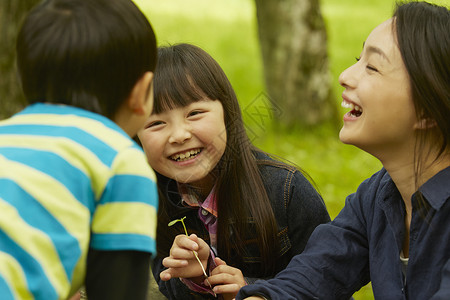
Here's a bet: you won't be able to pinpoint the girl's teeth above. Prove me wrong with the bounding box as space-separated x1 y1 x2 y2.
171 149 201 161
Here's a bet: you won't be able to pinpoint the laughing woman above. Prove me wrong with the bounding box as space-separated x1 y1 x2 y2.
236 1 450 299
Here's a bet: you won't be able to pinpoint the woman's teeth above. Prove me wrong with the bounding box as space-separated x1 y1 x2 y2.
170 148 201 162
341 101 362 117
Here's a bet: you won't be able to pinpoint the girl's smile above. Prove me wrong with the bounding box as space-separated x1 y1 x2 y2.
138 99 227 189
169 148 202 162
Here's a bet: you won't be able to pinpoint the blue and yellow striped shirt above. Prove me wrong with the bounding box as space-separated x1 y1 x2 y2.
0 103 158 299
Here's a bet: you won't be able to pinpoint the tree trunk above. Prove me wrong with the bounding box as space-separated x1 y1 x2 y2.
254 0 338 128
0 0 39 120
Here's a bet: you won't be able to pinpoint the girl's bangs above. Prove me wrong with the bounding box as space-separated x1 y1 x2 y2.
153 67 208 114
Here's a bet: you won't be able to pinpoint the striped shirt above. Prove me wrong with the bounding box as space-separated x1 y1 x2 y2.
0 103 158 300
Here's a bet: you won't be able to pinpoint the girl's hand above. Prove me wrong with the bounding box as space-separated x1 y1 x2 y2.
160 234 210 282
208 257 247 300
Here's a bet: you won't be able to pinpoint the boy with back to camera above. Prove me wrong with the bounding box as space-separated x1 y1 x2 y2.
0 0 159 299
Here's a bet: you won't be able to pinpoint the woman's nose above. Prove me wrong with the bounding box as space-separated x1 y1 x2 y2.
338 63 358 89
168 124 192 144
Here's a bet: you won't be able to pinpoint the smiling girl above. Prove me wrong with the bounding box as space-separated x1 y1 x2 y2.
237 1 450 299
137 43 330 300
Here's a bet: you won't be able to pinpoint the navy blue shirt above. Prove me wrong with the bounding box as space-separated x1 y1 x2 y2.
238 167 450 300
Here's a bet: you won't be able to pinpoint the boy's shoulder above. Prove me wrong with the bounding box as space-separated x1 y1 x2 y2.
2 103 138 154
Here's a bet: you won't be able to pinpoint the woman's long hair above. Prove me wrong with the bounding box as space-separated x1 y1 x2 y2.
153 43 279 274
393 2 449 210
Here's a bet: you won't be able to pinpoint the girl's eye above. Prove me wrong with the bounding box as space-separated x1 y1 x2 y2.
188 110 204 117
146 120 164 128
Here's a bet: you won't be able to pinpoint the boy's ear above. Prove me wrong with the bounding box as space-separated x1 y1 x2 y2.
414 117 437 130
128 71 154 115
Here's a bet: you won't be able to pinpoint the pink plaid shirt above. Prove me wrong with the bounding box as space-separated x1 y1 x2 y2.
179 183 218 252
178 183 219 297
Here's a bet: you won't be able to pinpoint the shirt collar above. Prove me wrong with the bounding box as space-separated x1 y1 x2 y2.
419 166 450 210
178 183 218 217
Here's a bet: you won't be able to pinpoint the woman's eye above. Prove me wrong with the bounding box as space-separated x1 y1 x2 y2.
366 65 378 72
356 52 378 73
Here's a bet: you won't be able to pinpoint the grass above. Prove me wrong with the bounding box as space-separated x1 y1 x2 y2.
133 0 445 299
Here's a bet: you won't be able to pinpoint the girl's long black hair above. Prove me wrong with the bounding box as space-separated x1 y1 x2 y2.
153 43 279 274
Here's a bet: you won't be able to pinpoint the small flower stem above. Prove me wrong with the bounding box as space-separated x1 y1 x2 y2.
168 216 216 297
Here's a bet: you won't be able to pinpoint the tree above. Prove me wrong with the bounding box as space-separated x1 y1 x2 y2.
254 0 338 128
0 0 40 120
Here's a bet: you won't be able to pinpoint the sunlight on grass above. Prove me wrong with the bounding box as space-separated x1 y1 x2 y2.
135 0 254 22
134 0 263 108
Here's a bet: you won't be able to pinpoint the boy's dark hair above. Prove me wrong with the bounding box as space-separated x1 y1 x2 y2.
16 0 157 119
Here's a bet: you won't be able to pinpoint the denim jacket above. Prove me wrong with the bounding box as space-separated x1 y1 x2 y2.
152 152 330 299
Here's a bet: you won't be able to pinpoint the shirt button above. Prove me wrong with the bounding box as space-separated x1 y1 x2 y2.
201 209 208 216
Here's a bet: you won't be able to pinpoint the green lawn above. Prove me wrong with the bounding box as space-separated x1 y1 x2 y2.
134 0 445 299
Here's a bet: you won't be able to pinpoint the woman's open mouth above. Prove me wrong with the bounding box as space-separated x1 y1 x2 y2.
341 100 362 117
